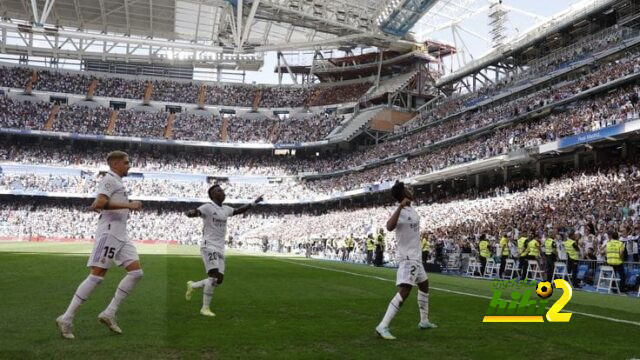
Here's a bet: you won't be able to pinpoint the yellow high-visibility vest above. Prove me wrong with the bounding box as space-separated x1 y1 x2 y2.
500 237 509 256
366 238 375 251
517 237 527 256
606 240 623 265
564 239 579 260
527 239 540 258
421 237 430 252
544 238 555 255
479 240 490 258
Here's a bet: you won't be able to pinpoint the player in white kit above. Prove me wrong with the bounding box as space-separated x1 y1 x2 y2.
375 181 437 340
184 184 263 316
56 151 144 339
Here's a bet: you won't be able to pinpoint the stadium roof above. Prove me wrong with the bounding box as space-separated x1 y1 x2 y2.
0 0 418 62
0 0 600 72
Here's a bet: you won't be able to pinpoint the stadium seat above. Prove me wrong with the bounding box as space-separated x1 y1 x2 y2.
526 260 544 281
466 258 482 277
503 259 519 279
483 259 499 279
552 262 569 281
596 266 621 294
445 254 460 272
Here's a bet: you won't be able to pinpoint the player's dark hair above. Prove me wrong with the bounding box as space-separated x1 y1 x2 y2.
208 184 222 201
391 181 405 202
609 231 619 240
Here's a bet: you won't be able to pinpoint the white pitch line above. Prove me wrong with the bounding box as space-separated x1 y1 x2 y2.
275 258 640 327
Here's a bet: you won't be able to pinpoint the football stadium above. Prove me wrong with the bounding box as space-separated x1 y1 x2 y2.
0 0 639 358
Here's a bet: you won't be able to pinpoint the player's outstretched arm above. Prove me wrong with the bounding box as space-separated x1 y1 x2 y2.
232 195 264 216
386 198 410 231
185 209 201 218
91 194 141 212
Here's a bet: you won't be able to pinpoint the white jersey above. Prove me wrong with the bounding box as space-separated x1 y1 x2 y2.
95 171 129 242
395 206 421 261
199 202 234 254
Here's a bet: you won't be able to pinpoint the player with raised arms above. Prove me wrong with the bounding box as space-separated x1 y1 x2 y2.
184 184 263 316
375 181 437 340
56 150 143 339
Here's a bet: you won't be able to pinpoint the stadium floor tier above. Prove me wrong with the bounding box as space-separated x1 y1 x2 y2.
0 243 638 359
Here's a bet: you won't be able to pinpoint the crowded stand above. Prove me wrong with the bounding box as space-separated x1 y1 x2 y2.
112 110 167 138
1 47 637 168
1 78 638 188
304 81 640 190
2 160 640 277
2 72 638 201
171 112 221 142
406 27 639 131
53 104 111 135
0 173 321 201
0 94 343 143
0 65 371 108
0 96 51 130
259 86 309 108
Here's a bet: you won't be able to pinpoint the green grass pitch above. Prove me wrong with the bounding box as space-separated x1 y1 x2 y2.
0 242 639 359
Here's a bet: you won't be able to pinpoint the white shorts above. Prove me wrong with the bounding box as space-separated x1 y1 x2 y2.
87 234 139 269
396 259 428 286
201 248 225 274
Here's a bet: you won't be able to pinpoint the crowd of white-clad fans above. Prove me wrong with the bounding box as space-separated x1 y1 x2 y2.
0 78 638 192
0 95 345 143
0 65 371 108
1 161 639 269
1 47 637 163
404 27 638 132
0 172 324 200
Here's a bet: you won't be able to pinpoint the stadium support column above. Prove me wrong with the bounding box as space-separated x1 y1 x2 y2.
277 53 282 85
502 167 508 183
277 52 298 85
573 153 580 169
375 51 383 90
535 162 542 177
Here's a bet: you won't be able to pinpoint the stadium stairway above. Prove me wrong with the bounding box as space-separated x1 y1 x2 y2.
364 70 420 101
252 90 262 111
106 110 119 135
44 104 60 131
197 84 207 109
326 107 385 141
220 117 229 142
25 70 38 95
143 82 153 105
87 79 98 100
268 121 281 142
164 113 176 139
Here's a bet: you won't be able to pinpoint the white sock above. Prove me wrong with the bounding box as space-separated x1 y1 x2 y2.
104 269 143 316
191 278 209 289
202 277 216 309
62 274 103 321
417 290 429 323
378 293 404 328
